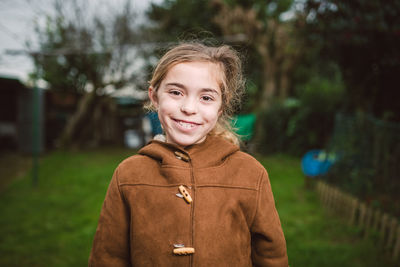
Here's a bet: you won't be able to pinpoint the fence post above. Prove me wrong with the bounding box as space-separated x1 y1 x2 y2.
387 217 398 250
334 188 341 213
323 183 330 208
330 184 336 210
372 209 381 232
323 183 330 209
349 197 358 225
380 213 389 245
363 207 373 238
316 181 322 200
393 225 400 261
359 203 367 228
320 182 326 207
331 186 337 211
339 191 348 217
342 192 350 219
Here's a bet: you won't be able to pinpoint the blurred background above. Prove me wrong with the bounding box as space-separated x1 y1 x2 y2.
0 0 399 266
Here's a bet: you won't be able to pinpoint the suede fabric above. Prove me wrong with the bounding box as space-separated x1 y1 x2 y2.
89 135 288 266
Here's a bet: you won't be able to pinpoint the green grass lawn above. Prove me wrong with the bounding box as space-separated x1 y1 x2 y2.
0 148 134 267
261 154 395 267
0 149 395 266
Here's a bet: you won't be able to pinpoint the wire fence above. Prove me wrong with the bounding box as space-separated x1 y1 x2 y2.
325 113 400 217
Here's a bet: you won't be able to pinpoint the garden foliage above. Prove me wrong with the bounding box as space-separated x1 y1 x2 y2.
256 66 344 155
326 113 400 217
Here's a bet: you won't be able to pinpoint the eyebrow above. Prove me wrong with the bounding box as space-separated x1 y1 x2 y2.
165 82 220 95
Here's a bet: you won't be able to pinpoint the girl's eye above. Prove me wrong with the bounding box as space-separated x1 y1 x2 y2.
169 90 182 96
201 95 214 102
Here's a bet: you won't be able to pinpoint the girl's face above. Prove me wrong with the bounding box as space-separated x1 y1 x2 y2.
149 61 223 146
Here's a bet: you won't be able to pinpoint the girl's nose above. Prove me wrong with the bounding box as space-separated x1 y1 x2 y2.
180 99 197 115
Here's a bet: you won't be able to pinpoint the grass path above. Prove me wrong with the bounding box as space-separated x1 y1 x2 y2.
0 149 395 266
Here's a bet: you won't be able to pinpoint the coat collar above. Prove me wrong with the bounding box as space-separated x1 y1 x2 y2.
138 134 239 168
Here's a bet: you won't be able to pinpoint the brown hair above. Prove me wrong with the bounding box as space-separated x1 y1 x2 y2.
147 42 244 145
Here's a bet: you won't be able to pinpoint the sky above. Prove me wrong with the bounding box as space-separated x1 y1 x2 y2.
0 0 156 83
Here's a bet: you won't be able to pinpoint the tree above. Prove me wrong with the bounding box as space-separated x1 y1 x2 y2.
211 0 304 109
141 0 225 87
303 0 400 121
29 0 140 147
146 0 222 41
144 0 313 153
146 0 304 111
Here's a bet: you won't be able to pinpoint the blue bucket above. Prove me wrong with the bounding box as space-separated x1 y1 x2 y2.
301 149 336 177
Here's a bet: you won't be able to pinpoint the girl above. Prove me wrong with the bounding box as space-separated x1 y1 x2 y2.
89 42 288 266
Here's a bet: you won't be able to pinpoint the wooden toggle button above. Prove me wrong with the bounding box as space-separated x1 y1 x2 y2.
173 247 195 255
174 151 190 162
178 185 192 204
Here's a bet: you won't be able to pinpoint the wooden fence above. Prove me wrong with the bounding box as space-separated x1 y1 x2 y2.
315 180 400 261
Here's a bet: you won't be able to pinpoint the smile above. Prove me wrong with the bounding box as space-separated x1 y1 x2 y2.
173 119 201 129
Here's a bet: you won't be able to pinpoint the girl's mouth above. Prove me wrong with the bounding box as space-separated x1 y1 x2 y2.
173 119 200 129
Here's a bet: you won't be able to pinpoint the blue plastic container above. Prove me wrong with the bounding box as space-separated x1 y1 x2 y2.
301 149 336 177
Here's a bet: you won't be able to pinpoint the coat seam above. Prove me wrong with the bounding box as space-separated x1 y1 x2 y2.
115 166 132 265
194 158 230 170
196 184 257 190
249 169 264 229
189 160 195 267
161 165 190 169
160 153 234 170
119 183 186 187
115 167 127 203
119 183 258 190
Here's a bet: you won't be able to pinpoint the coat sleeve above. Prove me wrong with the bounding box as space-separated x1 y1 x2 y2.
250 170 288 267
89 167 131 267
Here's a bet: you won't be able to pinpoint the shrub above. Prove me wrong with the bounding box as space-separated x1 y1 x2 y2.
256 73 344 155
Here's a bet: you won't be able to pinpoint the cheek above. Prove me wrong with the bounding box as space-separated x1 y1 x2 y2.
204 106 221 123
158 98 175 112
157 99 178 124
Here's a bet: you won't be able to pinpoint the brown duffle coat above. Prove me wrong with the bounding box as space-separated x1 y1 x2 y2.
89 135 288 266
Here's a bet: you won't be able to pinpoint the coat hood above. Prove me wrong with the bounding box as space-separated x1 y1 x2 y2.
138 134 240 168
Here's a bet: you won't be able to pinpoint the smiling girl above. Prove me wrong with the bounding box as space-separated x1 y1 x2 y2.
89 42 288 266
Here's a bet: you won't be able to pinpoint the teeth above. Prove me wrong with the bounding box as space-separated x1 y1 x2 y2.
178 121 195 129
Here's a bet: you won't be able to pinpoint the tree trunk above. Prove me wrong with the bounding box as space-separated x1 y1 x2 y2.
279 47 301 100
57 89 98 148
259 63 277 109
279 68 290 100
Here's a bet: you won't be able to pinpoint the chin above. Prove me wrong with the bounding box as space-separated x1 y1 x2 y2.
174 139 197 147
170 135 204 147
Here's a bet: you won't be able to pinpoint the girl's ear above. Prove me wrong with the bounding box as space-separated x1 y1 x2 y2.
218 103 223 117
148 86 159 108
